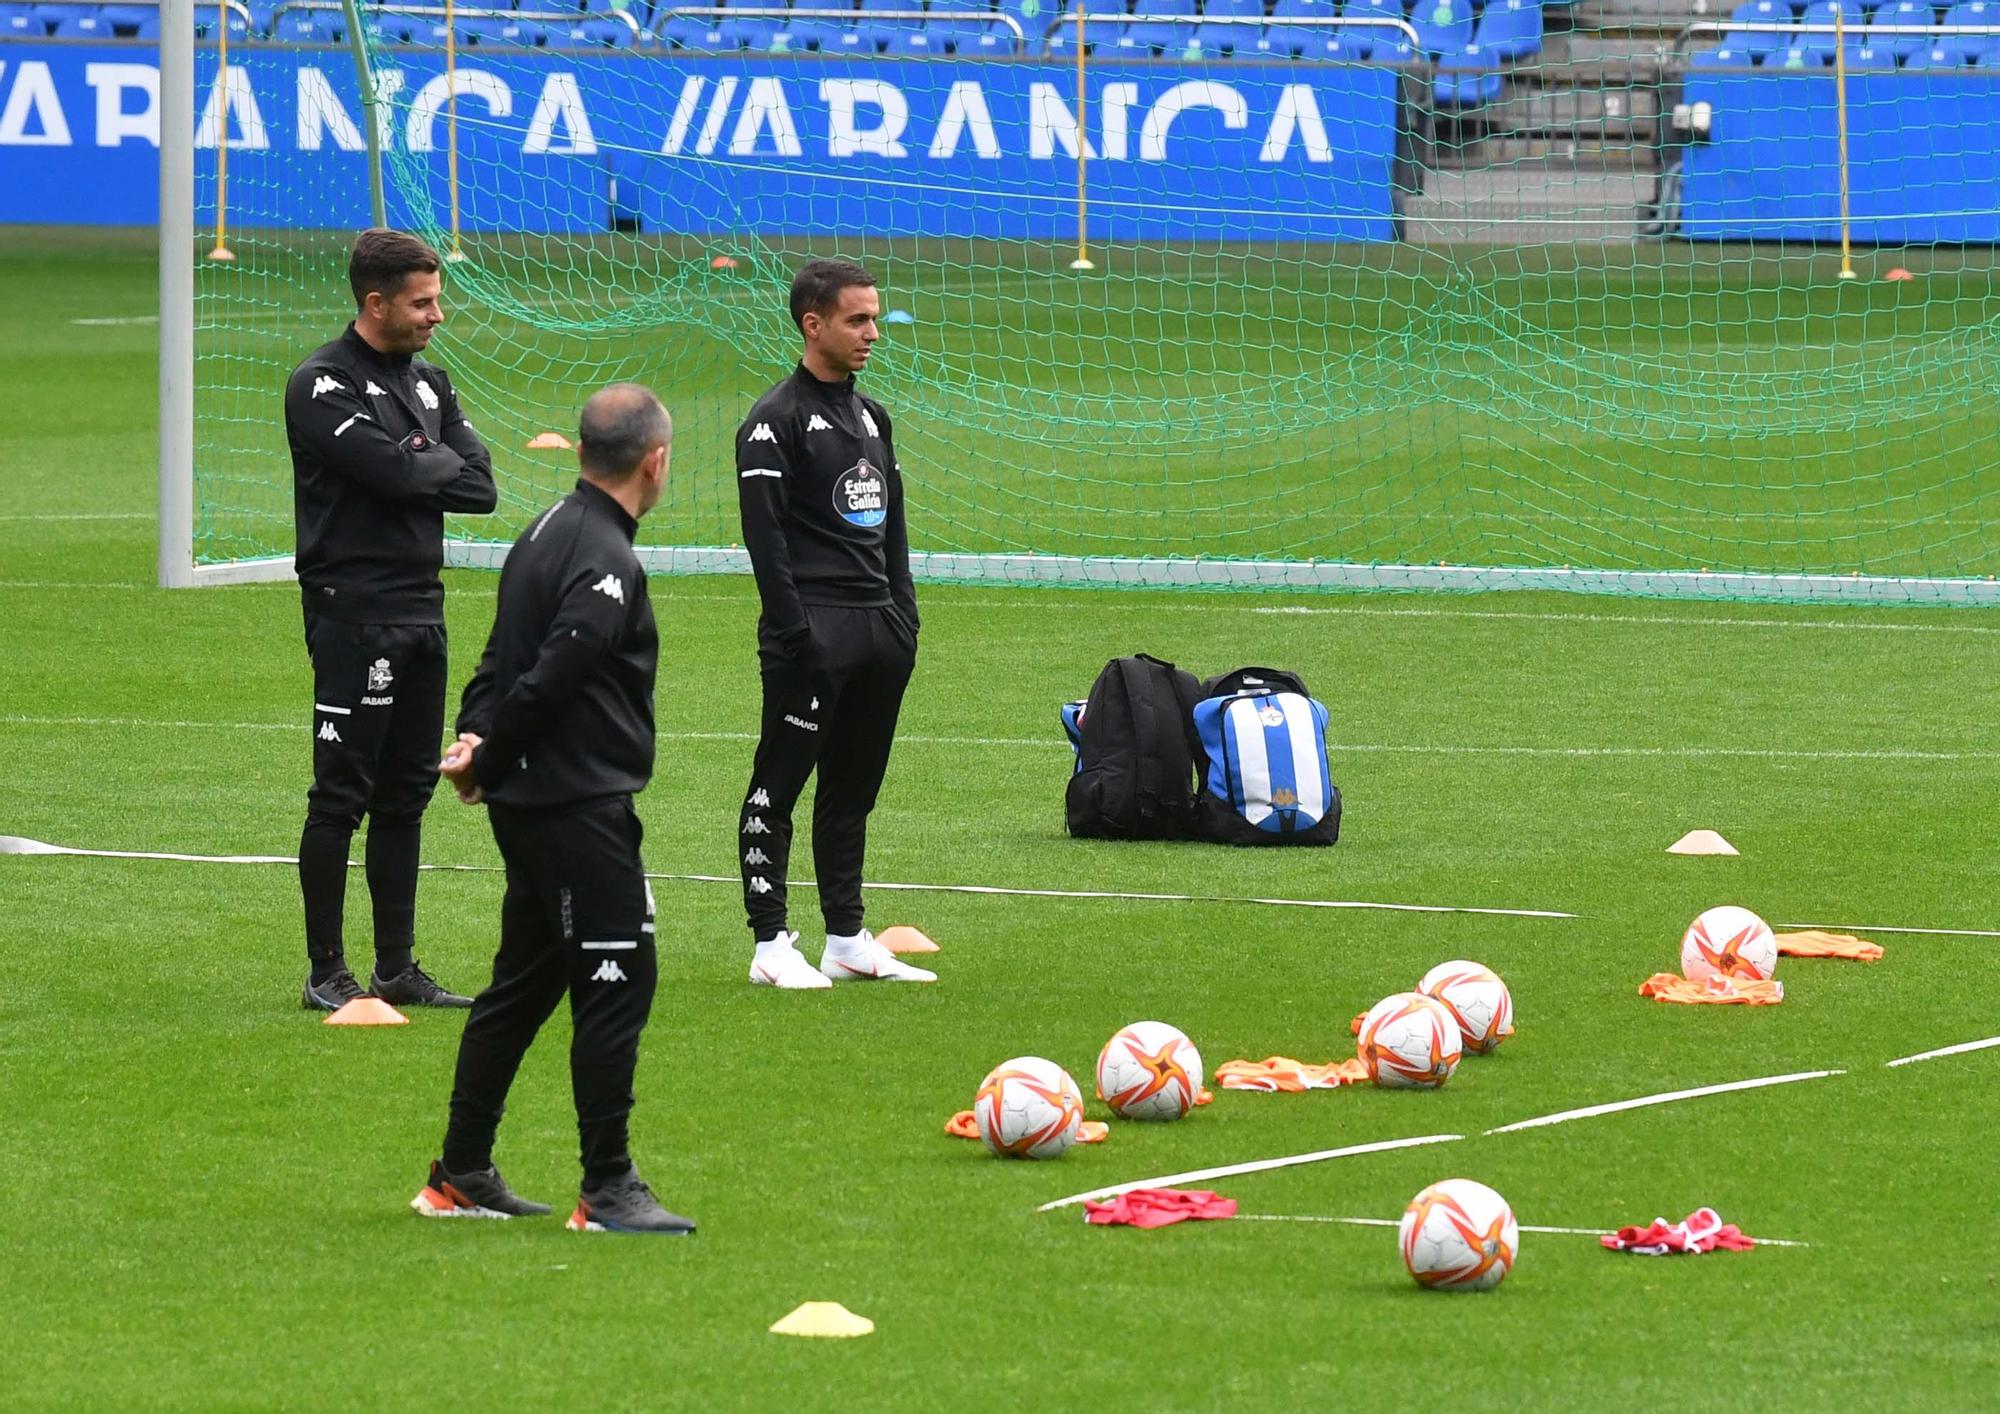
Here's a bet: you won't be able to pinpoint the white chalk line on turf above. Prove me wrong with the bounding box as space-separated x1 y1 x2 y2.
0 837 1574 919
1035 1134 1467 1213
0 513 151 523
1884 1035 2000 1068
1229 1214 1810 1247
1484 1070 1846 1135
5 714 1993 764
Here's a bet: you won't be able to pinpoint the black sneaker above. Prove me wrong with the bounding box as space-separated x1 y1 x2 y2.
371 962 472 1008
566 1168 696 1236
410 1158 551 1219
302 967 369 1012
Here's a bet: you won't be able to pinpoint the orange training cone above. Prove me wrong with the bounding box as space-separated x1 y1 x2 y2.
1884 268 1915 282
1667 829 1739 856
877 925 938 954
525 431 573 450
325 997 409 1026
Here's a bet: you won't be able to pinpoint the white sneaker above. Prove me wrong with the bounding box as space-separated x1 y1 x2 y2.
819 930 937 984
748 932 831 990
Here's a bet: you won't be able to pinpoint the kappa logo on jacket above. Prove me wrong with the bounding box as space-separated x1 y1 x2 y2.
364 381 387 397
416 379 440 411
860 408 879 439
805 414 832 433
311 375 343 399
591 574 625 605
746 422 776 443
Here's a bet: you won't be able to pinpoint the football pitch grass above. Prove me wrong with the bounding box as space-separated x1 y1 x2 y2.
3 232 2000 1408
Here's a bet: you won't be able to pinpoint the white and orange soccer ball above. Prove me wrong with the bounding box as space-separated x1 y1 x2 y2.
973 1056 1084 1159
1417 960 1515 1055
1096 1021 1204 1121
1399 1178 1519 1291
1357 992 1462 1089
1680 905 1778 983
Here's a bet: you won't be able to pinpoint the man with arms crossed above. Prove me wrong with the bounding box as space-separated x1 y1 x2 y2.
418 383 693 1236
735 259 933 990
285 227 496 1011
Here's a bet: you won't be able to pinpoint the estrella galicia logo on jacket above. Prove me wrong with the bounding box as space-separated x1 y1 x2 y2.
833 459 887 528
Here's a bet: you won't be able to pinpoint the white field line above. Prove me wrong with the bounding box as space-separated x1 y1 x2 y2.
69 315 159 326
0 839 1572 920
0 513 152 523
1484 1070 1847 1135
2 715 1991 764
1884 1035 2000 1068
1034 1134 1467 1213
1230 1214 1810 1247
1778 920 2000 939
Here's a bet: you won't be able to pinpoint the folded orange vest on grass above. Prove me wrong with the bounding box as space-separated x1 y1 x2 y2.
945 1111 1108 1143
1214 1057 1371 1091
1775 930 1884 961
1639 973 1785 1005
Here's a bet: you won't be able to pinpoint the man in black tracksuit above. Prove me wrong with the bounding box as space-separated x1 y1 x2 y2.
286 228 496 1012
419 383 693 1236
736 260 934 990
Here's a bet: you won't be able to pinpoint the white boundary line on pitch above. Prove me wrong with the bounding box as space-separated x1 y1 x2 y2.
1034 1134 1467 1213
3 715 1993 764
1229 1214 1811 1248
1778 920 2000 939
0 513 152 523
1484 1070 1846 1135
0 838 1574 920
1884 1035 2000 1068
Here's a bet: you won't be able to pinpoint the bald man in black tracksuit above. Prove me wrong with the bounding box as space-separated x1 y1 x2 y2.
735 260 935 990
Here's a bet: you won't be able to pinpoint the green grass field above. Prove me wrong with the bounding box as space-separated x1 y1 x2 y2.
4 231 2000 1408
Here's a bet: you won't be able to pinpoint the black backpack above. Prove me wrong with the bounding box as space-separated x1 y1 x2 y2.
1063 655 1205 840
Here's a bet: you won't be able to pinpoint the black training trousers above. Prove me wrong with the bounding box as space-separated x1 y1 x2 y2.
442 797 657 1185
300 615 446 969
739 604 916 939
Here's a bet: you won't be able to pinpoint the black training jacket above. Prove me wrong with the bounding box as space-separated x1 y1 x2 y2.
735 364 918 656
286 324 497 625
457 479 657 809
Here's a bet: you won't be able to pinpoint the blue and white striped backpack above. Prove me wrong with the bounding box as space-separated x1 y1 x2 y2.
1191 668 1341 846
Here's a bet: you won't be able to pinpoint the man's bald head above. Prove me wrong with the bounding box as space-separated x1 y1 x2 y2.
578 383 672 483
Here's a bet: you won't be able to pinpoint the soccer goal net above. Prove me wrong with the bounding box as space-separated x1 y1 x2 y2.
163 0 2000 602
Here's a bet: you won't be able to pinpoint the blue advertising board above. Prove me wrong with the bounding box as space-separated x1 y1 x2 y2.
0 43 1403 239
1680 72 2000 243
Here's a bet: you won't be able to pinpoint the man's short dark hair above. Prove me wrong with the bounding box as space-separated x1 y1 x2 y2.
789 259 876 332
348 228 442 310
578 383 672 481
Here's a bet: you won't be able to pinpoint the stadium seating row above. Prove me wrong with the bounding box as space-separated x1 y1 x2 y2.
1693 0 2000 65
0 0 1544 61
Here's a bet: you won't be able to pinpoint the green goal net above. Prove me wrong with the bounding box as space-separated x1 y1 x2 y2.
181 18 2000 602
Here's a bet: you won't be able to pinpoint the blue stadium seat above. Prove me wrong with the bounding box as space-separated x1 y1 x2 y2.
1842 37 1895 57
852 0 916 48
53 11 111 34
30 2 98 27
1344 0 1416 58
1794 21 1840 56
1689 39 1743 60
562 14 635 41
2 7 48 33
454 15 509 43
1724 0 1792 61
367 9 415 42
658 9 736 45
716 0 784 49
1435 41 1504 103
1472 0 1541 57
98 2 155 31
1765 40 1822 61
135 11 158 31
1247 0 1326 57
1408 0 1475 56
1116 0 1194 55
1866 0 1934 58
1189 0 1259 53
1913 30 1990 57
272 9 345 41
1940 0 2000 43
928 0 1004 53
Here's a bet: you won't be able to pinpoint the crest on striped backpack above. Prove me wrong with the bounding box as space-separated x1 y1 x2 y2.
1191 668 1341 846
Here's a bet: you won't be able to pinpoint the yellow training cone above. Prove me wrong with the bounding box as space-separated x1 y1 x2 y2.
325 997 409 1026
877 926 939 955
769 1303 874 1339
1667 830 1739 856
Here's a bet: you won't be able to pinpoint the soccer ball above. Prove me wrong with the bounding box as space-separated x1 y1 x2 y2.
1096 1021 1204 1121
1417 960 1515 1055
1398 1178 1519 1291
973 1056 1084 1159
1357 992 1462 1089
1680 905 1778 983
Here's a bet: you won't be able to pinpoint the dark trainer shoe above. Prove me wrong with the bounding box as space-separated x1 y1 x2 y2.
371 962 472 1008
410 1159 551 1219
302 968 369 1012
566 1168 696 1236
